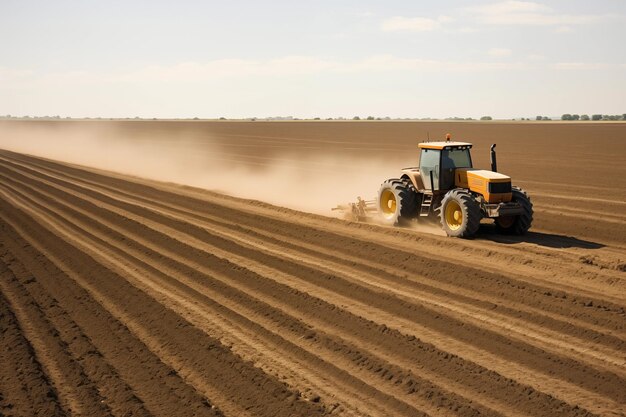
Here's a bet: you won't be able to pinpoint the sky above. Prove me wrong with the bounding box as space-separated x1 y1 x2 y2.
1 0 625 119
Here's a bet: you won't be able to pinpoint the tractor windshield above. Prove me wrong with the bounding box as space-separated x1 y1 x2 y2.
442 148 472 169
419 148 440 190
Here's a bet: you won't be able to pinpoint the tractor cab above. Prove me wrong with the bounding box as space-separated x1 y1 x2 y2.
399 141 473 193
418 142 473 191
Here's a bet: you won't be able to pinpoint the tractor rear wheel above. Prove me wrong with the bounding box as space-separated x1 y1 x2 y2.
496 186 533 235
438 189 481 238
377 179 418 225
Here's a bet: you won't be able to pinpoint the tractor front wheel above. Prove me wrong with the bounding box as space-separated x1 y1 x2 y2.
495 186 533 235
438 189 482 238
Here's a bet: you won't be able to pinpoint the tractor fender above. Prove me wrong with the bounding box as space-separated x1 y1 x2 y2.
400 168 425 191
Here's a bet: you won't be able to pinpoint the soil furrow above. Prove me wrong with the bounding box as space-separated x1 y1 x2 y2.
0 162 623 409
8 150 626 302
11 160 621 378
0 249 153 417
8 154 622 347
0 189 327 417
0 287 66 417
1 147 625 417
4 151 624 305
1 153 623 341
0 262 110 416
0 165 455 417
0 212 228 417
8 153 620 338
0 157 616 416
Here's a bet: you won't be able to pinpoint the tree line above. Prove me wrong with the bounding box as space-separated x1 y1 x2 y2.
560 114 626 121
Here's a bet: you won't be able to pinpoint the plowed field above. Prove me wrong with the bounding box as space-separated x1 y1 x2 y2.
0 121 625 417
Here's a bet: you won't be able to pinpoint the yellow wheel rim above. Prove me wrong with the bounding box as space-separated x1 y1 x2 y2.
380 189 397 218
444 200 463 230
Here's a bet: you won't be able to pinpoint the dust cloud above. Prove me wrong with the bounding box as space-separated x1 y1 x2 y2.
0 122 402 216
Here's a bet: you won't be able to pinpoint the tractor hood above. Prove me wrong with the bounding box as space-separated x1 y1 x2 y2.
455 169 512 203
457 169 510 182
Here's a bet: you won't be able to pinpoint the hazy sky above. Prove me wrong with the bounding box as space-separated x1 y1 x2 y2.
1 0 625 119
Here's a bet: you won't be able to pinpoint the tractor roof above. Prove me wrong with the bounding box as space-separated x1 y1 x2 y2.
418 141 472 150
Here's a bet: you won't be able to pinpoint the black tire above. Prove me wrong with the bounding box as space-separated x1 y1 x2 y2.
495 186 533 235
377 178 418 225
437 189 481 238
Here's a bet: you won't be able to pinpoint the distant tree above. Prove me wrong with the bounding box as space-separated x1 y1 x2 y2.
622 114 626 120
219 117 226 120
561 114 573 120
580 114 590 121
313 117 320 120
193 117 200 120
366 116 375 120
572 114 580 120
592 114 602 121
536 116 542 121
353 116 361 120
480 116 492 120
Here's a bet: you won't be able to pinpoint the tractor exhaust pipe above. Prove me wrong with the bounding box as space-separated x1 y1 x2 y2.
490 144 498 172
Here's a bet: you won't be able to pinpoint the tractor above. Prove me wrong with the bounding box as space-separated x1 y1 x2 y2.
334 134 533 238
377 134 533 238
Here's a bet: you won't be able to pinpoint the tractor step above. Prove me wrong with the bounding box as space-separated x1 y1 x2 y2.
419 193 433 217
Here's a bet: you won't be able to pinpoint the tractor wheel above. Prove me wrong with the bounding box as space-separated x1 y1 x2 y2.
496 186 533 235
438 189 481 238
377 178 418 226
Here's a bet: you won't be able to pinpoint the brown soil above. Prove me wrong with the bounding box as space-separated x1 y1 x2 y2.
0 120 624 416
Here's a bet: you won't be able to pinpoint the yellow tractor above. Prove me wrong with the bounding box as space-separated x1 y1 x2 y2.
376 134 533 238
